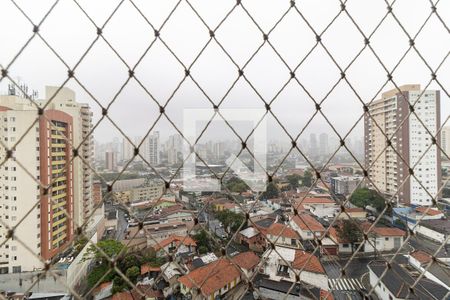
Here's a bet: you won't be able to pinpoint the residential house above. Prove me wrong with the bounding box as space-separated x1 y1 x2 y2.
153 235 197 257
265 223 302 249
408 250 450 290
393 206 445 225
328 224 405 254
337 207 367 220
261 246 328 291
236 227 266 252
368 261 448 300
411 219 450 244
178 252 259 299
294 197 338 218
289 213 326 240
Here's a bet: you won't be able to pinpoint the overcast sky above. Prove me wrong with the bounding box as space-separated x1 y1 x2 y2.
1 0 449 147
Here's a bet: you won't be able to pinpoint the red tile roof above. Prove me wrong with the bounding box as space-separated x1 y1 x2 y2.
371 227 405 237
416 206 443 216
141 264 161 275
320 289 334 300
112 285 163 300
292 250 325 274
296 197 335 204
231 251 260 270
178 258 241 297
153 235 197 251
292 214 325 232
266 223 300 239
346 208 365 213
410 250 432 265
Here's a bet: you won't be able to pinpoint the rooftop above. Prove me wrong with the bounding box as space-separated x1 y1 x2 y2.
368 261 448 299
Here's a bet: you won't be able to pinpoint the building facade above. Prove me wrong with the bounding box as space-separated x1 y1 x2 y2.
0 86 93 272
364 84 441 205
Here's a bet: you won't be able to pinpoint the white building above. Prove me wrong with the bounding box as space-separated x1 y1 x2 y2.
368 261 448 300
365 84 441 205
0 86 93 272
146 131 160 165
441 125 450 160
261 246 328 291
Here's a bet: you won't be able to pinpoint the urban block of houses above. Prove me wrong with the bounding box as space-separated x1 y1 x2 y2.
368 261 448 300
178 252 259 299
261 246 328 291
289 213 326 240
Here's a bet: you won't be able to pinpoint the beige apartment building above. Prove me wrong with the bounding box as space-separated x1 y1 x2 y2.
364 84 441 206
0 86 93 273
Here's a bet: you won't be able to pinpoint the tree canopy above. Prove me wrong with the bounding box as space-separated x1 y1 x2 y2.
349 187 386 211
336 220 363 253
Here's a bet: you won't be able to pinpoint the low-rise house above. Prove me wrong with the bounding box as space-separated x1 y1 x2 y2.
178 252 260 299
393 206 445 225
363 225 406 253
124 222 190 247
261 246 328 291
265 223 302 249
236 227 266 252
231 252 260 278
337 207 367 220
153 235 197 257
408 250 450 289
289 213 326 240
368 261 448 300
294 197 338 218
411 219 450 244
328 224 405 254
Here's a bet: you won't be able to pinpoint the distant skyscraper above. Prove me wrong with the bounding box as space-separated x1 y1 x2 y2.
167 134 182 165
105 151 117 170
147 131 160 165
309 133 318 156
364 84 441 206
213 142 225 161
319 133 329 157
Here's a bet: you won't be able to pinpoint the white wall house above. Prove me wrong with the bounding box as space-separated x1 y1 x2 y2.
261 246 328 291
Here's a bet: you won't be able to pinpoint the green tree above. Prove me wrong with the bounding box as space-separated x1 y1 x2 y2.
350 188 386 211
125 266 140 283
286 174 302 189
193 230 213 252
337 220 363 254
262 182 279 199
301 170 313 187
83 239 125 264
216 210 245 234
225 177 250 193
87 264 115 289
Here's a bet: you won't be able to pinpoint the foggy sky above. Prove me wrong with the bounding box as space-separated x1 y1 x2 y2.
1 0 449 145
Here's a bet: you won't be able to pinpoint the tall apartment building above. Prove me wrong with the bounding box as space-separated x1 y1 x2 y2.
105 151 116 171
167 134 182 165
41 87 94 226
319 133 329 157
364 84 441 206
440 126 450 160
0 86 93 273
147 131 160 165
